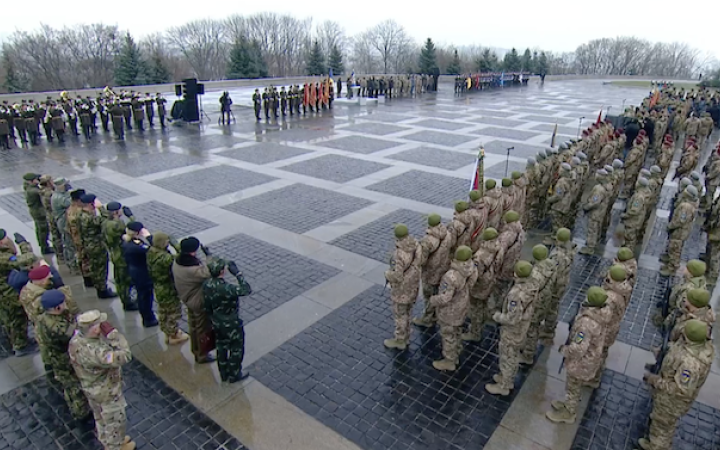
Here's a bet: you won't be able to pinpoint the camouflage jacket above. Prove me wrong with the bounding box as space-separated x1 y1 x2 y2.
452 210 475 249
19 283 77 325
699 117 714 136
705 158 720 183
496 276 538 345
35 310 77 367
657 144 674 169
670 306 716 342
684 117 700 135
66 204 84 246
511 180 526 218
430 259 477 326
613 257 638 287
147 245 179 302
50 191 71 232
530 257 558 306
468 200 488 253
0 242 33 299
497 222 526 279
39 186 54 217
599 289 626 342
501 187 515 217
419 224 452 286
548 175 574 213
68 331 132 403
483 189 503 230
584 183 609 218
677 151 698 178
551 241 576 292
24 183 45 218
101 217 127 262
562 306 607 381
385 236 422 305
625 146 644 170
652 340 713 402
470 238 504 300
202 276 252 325
78 209 106 251
669 200 697 240
624 189 651 222
670 276 706 311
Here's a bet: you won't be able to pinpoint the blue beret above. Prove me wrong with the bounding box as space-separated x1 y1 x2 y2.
80 194 96 204
106 201 122 211
127 221 144 232
40 289 66 309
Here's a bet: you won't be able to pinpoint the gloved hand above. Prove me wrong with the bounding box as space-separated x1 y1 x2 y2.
99 321 116 337
65 183 72 190
122 206 133 218
643 372 660 387
200 244 211 256
13 233 26 244
227 261 240 276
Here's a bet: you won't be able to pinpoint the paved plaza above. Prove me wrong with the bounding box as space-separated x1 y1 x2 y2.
0 79 719 450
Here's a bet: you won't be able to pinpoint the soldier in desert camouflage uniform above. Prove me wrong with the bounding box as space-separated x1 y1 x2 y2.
467 190 488 253
667 289 715 343
39 175 63 260
521 245 557 365
614 247 638 288
483 180 503 231
51 178 77 273
491 211 526 313
447 201 474 251
660 186 699 276
413 214 451 328
540 228 576 343
511 171 526 219
545 163 574 245
580 169 611 255
703 195 720 287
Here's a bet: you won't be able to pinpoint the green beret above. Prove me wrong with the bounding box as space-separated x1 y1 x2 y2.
687 289 711 308
394 224 409 239
0 229 5 240
687 260 706 277
556 228 571 242
455 246 472 262
469 190 481 202
482 228 498 240
684 319 708 342
501 178 512 187
609 265 627 282
514 260 533 278
617 247 634 262
455 201 468 213
428 214 442 227
586 286 608 307
511 171 522 180
532 244 548 261
485 179 496 190
23 173 38 181
504 210 519 223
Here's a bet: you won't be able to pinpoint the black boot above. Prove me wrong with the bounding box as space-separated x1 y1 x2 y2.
97 288 118 299
142 316 159 328
83 277 93 287
42 247 55 254
123 302 139 311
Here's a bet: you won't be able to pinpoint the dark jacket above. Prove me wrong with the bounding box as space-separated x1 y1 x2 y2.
122 238 152 287
8 266 64 293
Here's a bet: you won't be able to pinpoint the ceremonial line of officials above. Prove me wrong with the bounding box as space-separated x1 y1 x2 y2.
383 88 718 450
0 178 254 450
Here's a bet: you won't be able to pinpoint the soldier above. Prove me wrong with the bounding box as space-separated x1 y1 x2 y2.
483 179 503 231
660 186 699 276
615 247 638 288
23 173 52 254
0 230 36 356
252 89 262 121
638 320 713 450
698 113 714 148
97 98 109 133
13 105 27 145
541 228 576 343
580 169 611 255
0 107 10 149
49 102 67 142
131 96 145 131
668 289 715 342
675 140 699 181
491 211 526 311
684 112 701 141
486 260 537 396
500 178 515 217
621 177 652 251
24 104 39 146
384 224 422 350
67 189 92 285
656 136 675 180
619 138 645 200
280 86 288 116
271 87 279 118
545 163 574 245
102 202 137 311
110 101 125 139
122 222 157 327
78 194 117 299
701 147 720 211
36 290 91 422
546 287 609 424
51 178 77 272
447 201 473 251
690 171 703 200
147 232 189 345
144 93 155 127
667 260 707 316
703 196 720 287
203 258 252 382
463 228 504 342
511 171 527 220
262 88 270 119
78 102 92 140
521 245 557 365
156 94 167 129
467 190 488 253
69 310 136 450
413 214 451 328
39 175 64 260
524 157 539 229
429 246 478 371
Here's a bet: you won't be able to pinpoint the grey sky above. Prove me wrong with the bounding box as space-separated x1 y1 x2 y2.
2 0 718 60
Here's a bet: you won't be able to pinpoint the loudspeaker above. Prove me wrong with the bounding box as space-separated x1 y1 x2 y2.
180 78 200 122
175 84 182 97
197 83 205 95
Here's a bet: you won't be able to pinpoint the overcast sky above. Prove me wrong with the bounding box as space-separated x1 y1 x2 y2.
1 0 718 60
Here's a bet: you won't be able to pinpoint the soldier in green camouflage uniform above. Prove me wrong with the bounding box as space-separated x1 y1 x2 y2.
39 175 64 261
147 232 189 344
0 230 35 355
621 177 652 251
101 203 136 310
35 290 91 421
69 310 135 450
23 173 52 254
51 178 78 273
202 258 252 383
78 194 116 299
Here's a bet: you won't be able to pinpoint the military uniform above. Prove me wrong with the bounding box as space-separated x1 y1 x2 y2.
491 212 526 311
448 201 474 251
546 164 575 241
463 228 504 341
110 103 125 139
202 259 252 382
660 187 699 276
622 178 652 250
78 195 114 297
121 223 157 327
483 181 503 231
580 170 610 255
51 182 77 272
147 233 186 342
668 289 715 342
701 151 720 211
413 215 451 327
39 176 64 259
102 204 134 310
252 90 262 121
703 196 720 285
521 245 558 364
541 229 576 341
467 190 488 253
23 174 51 253
156 95 167 128
67 194 92 281
384 225 422 349
619 140 645 199
0 235 34 353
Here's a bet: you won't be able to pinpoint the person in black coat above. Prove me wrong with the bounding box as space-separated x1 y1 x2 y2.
122 221 158 327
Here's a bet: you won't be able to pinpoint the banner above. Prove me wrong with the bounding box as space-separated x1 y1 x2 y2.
550 122 558 148
470 146 485 194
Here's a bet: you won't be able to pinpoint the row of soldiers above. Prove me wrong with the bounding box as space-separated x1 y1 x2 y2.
0 92 169 148
251 81 334 121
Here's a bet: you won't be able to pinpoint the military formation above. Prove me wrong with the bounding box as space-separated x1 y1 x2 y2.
384 85 718 449
0 89 168 148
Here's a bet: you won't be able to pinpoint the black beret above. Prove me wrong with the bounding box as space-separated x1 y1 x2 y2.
80 194 96 204
70 189 86 200
127 221 144 232
106 201 122 211
180 237 200 253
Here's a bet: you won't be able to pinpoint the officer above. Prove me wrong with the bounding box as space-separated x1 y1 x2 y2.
23 173 52 254
78 194 117 299
102 202 137 311
252 89 262 121
122 222 157 327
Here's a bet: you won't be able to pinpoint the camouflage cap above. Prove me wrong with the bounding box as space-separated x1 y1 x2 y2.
556 228 571 242
639 168 651 177
514 260 533 278
501 178 512 187
485 179 497 190
526 157 536 167
685 185 699 198
596 169 609 178
684 319 708 342
511 171 522 180
469 190 481 202
560 162 572 172
394 224 409 239
617 247 634 261
608 265 627 282
637 177 650 187
482 228 498 240
532 244 548 261
454 201 469 213
428 214 442 227
455 246 472 262
39 174 52 183
547 147 558 155
77 310 108 329
612 159 624 169
152 232 169 249
687 289 711 308
536 150 547 160
504 210 519 223
680 177 692 187
604 165 614 174
650 165 661 174
571 157 581 166
686 259 706 277
690 171 701 180
22 173 39 181
586 286 608 307
207 258 227 277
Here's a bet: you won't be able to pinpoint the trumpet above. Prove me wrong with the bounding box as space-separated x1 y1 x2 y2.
104 86 118 99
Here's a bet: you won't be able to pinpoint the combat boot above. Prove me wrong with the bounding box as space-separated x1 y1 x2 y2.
83 276 93 287
492 374 503 383
383 339 407 350
97 288 118 299
637 437 651 450
412 316 435 328
432 359 456 372
579 246 595 255
519 353 535 366
659 253 669 263
550 400 566 411
227 372 250 383
120 440 136 450
167 330 190 345
545 404 576 423
659 266 674 277
41 246 55 254
485 382 510 396
460 332 481 342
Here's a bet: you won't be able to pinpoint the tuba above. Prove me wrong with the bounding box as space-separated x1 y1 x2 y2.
60 91 69 101
103 86 118 100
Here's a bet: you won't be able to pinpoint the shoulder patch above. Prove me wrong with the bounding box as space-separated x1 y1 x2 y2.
440 282 449 292
105 352 114 364
633 201 639 208
592 196 599 203
574 331 585 344
680 212 687 221
509 300 517 312
680 369 691 385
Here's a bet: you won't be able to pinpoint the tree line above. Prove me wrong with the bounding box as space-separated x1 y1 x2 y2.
0 14 716 93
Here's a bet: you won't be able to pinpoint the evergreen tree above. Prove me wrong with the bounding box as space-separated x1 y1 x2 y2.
446 49 462 75
521 48 534 73
306 40 326 76
536 51 549 75
2 50 26 93
328 45 344 75
115 33 145 86
502 48 521 72
249 40 268 78
476 49 499 73
227 37 268 79
418 38 437 74
147 52 171 84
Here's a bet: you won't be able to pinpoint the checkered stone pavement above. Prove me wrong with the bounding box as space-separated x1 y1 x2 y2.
264 127 336 142
358 112 414 123
173 134 246 151
218 142 312 164
130 200 218 237
472 127 541 141
468 117 526 128
0 191 32 223
223 184 373 234
0 162 82 190
366 170 468 207
387 147 476 170
483 141 544 159
644 218 706 262
341 122 410 136
411 119 470 131
470 110 518 118
101 152 204 177
315 136 401 154
209 233 341 323
74 177 138 202
151 165 277 201
403 131 477 147
521 115 574 125
485 161 527 180
530 123 579 137
279 154 390 183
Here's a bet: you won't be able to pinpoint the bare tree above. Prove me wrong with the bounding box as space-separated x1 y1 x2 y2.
349 31 379 74
315 20 347 59
166 19 228 80
366 20 412 74
244 12 311 77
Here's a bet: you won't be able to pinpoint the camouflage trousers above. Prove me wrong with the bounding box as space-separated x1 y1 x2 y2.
563 376 583 415
31 214 49 248
466 295 489 339
600 202 616 239
89 396 127 450
0 298 29 350
701 182 718 210
623 218 644 250
490 279 513 315
439 324 461 362
110 258 132 307
417 283 438 324
521 294 552 359
585 214 603 249
704 240 720 284
647 390 693 450
663 238 684 272
524 199 540 229
550 209 572 235
393 302 414 342
156 294 182 337
497 337 521 390
61 229 78 272
214 318 246 382
72 236 91 276
540 290 565 340
87 248 109 291
48 218 63 258
54 362 90 419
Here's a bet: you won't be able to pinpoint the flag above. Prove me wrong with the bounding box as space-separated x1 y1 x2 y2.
500 72 504 87
649 88 660 108
595 108 603 124
351 71 355 85
469 146 485 193
550 122 558 148
329 68 333 79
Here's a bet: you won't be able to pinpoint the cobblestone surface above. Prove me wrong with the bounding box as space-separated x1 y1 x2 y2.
223 184 373 233
131 201 218 237
411 119 470 131
484 161 528 180
251 284 529 450
403 131 476 147
483 141 544 159
366 170 468 207
468 117 526 128
101 152 204 177
209 233 340 323
342 122 409 136
173 134 246 151
279 154 390 183
151 165 277 200
0 162 82 190
387 147 476 170
0 191 32 223
315 136 401 154
74 177 138 202
472 127 541 141
218 142 312 164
